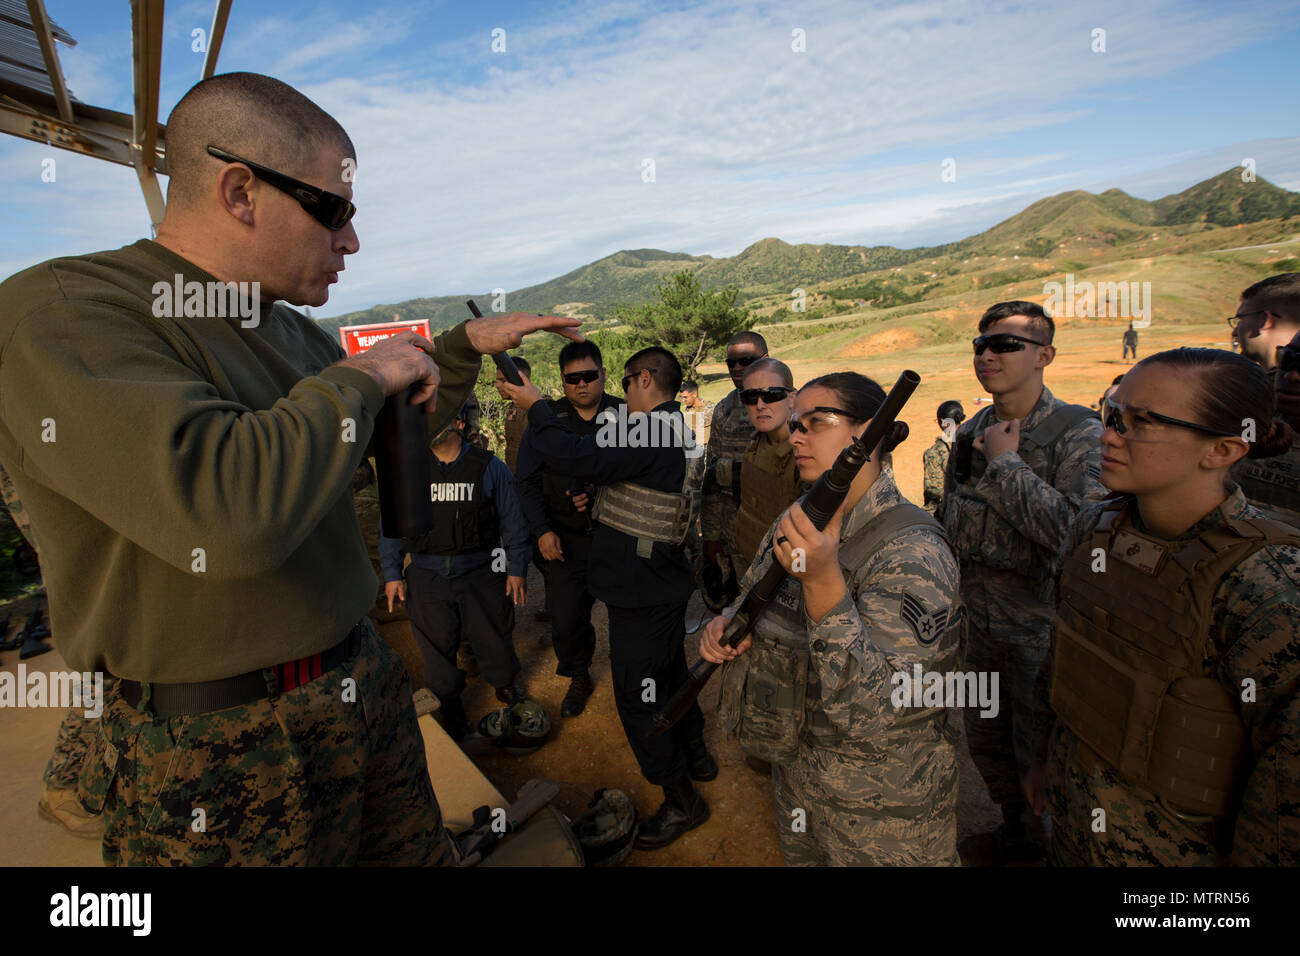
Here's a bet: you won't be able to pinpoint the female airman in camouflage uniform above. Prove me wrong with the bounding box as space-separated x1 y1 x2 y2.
1031 348 1300 866
701 372 963 866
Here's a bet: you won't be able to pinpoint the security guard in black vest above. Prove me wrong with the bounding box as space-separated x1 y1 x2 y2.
380 406 532 739
516 340 623 717
501 346 716 850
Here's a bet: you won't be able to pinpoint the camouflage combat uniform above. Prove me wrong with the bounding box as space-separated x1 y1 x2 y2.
503 403 529 474
719 470 962 866
1 461 105 793
1231 443 1300 527
922 436 950 515
79 619 451 866
939 388 1104 808
701 390 756 580
1043 487 1300 866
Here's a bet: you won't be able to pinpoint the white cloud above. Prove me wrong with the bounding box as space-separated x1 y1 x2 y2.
6 0 1296 317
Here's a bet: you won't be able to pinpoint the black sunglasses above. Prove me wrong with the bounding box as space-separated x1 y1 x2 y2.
973 333 1048 355
622 368 654 391
788 406 858 434
1104 401 1239 439
206 145 356 231
1276 343 1300 373
740 386 794 405
563 369 601 385
726 352 768 369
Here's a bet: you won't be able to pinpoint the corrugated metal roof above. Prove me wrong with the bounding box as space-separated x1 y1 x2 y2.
0 0 76 100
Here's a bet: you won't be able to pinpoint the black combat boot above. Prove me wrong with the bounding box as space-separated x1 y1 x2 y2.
560 671 594 717
494 674 527 706
682 734 718 782
440 696 471 742
633 777 710 850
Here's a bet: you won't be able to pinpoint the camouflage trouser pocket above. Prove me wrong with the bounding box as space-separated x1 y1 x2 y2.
77 718 122 815
717 655 748 734
736 639 807 765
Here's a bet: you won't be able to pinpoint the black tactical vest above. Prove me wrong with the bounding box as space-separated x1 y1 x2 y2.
404 445 499 555
541 395 622 534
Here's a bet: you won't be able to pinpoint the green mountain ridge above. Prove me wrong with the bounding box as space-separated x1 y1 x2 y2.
317 169 1300 341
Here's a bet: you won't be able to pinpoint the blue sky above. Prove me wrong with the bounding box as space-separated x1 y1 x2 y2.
5 0 1299 317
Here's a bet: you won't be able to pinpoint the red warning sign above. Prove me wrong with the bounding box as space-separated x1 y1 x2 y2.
339 320 431 356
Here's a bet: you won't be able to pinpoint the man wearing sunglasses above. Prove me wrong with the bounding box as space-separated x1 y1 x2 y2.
515 341 623 717
1229 273 1300 385
940 300 1105 866
0 72 583 867
1231 321 1300 526
502 347 716 851
702 331 768 580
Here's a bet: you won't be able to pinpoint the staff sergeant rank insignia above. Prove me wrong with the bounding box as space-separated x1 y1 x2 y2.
900 591 947 645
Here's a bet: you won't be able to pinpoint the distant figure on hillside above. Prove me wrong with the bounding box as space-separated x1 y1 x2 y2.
923 400 964 515
1122 323 1138 361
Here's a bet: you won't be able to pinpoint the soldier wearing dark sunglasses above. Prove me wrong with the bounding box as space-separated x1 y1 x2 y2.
732 359 803 578
515 341 623 717
0 72 584 867
702 331 767 579
941 300 1105 865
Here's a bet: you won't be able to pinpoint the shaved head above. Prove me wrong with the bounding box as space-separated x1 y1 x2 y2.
164 72 354 209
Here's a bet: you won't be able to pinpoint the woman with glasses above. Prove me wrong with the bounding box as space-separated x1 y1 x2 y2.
732 359 803 578
1030 347 1300 866
700 372 962 866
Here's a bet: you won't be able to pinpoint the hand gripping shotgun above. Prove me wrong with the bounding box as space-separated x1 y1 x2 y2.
648 369 921 737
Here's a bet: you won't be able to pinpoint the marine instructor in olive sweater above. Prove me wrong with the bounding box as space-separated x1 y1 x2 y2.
0 72 580 866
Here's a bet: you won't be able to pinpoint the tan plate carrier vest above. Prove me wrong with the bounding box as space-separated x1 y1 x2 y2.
718 503 965 764
1233 443 1300 525
734 456 800 570
591 479 694 558
1051 498 1300 818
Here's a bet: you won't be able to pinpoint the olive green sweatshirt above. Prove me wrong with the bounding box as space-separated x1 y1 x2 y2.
0 239 480 681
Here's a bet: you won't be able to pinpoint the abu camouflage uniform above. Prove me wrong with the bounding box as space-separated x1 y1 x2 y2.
1043 488 1300 866
1 461 105 794
939 387 1104 807
80 619 453 865
701 389 757 579
719 470 962 866
922 436 950 515
1231 443 1300 527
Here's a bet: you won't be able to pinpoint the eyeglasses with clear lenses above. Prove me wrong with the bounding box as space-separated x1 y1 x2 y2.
788 406 858 434
1103 400 1239 441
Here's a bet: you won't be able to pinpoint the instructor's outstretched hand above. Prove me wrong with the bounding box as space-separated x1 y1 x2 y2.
465 312 584 356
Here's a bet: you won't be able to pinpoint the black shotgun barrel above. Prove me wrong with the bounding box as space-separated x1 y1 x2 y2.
648 369 921 736
466 299 524 386
374 383 433 539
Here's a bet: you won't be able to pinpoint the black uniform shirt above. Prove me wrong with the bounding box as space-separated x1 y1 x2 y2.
525 397 694 608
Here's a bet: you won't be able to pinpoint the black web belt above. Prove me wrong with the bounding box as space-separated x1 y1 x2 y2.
119 620 366 718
